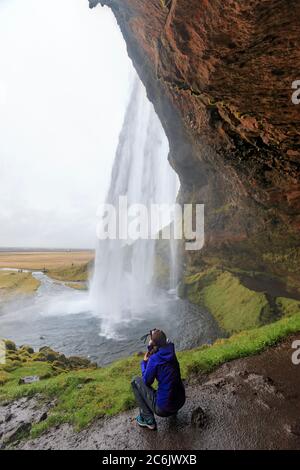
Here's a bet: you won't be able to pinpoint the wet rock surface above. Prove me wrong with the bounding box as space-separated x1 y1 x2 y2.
10 335 300 450
0 395 55 449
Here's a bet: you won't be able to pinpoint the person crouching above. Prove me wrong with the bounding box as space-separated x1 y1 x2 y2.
131 329 185 430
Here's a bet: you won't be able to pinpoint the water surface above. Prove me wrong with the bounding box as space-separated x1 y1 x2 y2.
0 272 223 365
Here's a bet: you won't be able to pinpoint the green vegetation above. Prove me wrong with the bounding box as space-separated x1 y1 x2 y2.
177 312 300 375
0 345 140 435
201 272 270 333
1 309 300 437
0 271 40 298
48 263 89 282
276 297 300 317
184 269 272 334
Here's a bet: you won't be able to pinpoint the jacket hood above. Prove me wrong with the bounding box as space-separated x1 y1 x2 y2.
156 342 176 362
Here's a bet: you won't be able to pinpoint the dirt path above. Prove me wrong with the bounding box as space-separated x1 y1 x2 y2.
5 335 300 450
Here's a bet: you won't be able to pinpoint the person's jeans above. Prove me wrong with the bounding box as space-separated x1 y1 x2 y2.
131 376 175 421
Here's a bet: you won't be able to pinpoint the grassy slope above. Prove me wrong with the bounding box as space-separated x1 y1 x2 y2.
276 297 300 317
183 269 300 334
202 272 269 333
1 310 300 437
47 263 89 282
0 271 40 297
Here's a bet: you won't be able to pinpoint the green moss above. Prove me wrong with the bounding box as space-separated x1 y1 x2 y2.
202 272 270 333
4 340 17 351
185 270 270 334
276 297 300 317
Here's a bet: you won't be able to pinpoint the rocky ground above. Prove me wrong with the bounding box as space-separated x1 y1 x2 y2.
2 335 300 450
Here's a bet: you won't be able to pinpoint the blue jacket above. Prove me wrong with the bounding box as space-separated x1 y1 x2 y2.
141 342 185 413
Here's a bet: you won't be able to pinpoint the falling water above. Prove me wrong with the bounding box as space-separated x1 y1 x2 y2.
90 76 179 338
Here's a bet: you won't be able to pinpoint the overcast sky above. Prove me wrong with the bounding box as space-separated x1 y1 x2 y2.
0 0 133 249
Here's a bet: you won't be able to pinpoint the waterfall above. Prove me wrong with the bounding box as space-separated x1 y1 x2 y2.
90 76 179 338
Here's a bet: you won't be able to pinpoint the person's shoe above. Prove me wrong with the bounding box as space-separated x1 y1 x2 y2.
135 415 157 430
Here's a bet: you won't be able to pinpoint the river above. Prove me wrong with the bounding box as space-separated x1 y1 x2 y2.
0 271 223 365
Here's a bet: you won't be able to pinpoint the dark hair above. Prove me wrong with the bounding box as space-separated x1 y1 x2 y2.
151 329 167 348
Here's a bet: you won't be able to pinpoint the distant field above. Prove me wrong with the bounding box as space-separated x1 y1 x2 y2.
0 251 94 271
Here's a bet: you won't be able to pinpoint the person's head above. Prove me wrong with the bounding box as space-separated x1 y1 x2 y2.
151 329 167 348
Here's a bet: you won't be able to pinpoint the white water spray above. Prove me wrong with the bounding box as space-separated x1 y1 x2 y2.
90 76 179 338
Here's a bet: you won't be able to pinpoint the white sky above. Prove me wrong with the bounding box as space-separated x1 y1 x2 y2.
0 0 133 249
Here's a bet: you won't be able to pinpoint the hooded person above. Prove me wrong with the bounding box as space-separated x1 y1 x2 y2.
131 329 186 430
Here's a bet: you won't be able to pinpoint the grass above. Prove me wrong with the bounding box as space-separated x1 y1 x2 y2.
0 271 40 297
0 356 140 436
202 272 270 333
276 297 300 317
1 310 300 437
184 269 271 334
48 263 90 282
178 312 300 375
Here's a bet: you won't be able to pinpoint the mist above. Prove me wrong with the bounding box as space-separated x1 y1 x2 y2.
0 0 133 248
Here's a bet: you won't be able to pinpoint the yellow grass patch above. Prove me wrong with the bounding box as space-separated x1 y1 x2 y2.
0 271 40 297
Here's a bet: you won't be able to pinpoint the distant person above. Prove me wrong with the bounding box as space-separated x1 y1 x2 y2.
131 329 185 430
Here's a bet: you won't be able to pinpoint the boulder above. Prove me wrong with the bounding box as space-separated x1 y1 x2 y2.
18 376 40 385
4 340 16 351
19 345 34 355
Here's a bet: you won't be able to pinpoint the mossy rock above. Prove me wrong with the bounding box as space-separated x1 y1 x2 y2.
19 345 34 354
6 353 20 361
18 351 32 361
68 356 93 369
4 340 16 351
38 347 60 362
32 352 48 362
51 360 68 370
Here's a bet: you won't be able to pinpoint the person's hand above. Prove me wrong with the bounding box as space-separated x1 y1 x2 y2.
144 351 150 361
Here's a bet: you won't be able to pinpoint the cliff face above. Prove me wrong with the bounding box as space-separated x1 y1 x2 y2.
90 0 300 288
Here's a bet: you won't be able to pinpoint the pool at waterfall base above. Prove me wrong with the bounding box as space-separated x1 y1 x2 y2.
0 271 223 365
